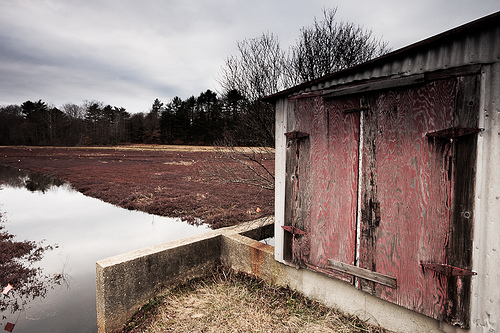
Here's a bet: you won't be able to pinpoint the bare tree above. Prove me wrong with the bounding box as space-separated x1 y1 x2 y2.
288 8 391 84
219 8 390 99
61 103 85 119
218 32 288 102
215 7 390 193
217 33 286 147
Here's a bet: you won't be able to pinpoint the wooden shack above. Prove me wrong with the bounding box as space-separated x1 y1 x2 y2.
265 11 500 331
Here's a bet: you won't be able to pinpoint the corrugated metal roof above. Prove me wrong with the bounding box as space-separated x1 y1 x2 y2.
263 10 500 102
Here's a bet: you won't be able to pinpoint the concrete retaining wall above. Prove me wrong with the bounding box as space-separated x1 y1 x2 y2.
96 217 273 333
97 216 458 333
96 231 222 332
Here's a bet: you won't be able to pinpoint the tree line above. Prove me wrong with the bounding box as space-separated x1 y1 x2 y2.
0 89 272 147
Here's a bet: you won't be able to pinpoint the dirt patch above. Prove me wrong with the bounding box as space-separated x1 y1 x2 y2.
121 266 391 333
0 145 274 228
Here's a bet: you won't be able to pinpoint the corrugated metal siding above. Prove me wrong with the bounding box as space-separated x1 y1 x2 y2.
471 61 500 332
292 25 500 97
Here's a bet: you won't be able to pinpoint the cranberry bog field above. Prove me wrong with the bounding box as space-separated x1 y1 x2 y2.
0 145 275 228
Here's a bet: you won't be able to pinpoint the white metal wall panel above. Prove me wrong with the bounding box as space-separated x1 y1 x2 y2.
471 62 500 332
274 98 287 263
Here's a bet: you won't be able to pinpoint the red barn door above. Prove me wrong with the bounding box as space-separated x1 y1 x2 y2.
284 95 360 282
284 74 479 328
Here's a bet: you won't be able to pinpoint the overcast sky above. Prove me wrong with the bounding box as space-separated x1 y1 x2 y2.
1 0 499 113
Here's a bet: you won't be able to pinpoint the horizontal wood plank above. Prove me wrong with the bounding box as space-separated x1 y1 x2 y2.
327 259 397 288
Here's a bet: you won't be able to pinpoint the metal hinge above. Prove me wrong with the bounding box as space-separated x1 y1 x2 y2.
282 225 307 236
426 127 483 139
285 131 309 140
420 263 477 276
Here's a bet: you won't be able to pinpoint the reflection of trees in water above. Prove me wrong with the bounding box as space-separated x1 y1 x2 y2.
0 213 62 319
0 165 65 192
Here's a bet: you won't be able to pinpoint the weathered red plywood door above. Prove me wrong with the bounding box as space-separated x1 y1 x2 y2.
283 74 479 328
284 95 360 282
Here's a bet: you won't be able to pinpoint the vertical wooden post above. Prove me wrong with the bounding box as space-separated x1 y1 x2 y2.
446 74 480 328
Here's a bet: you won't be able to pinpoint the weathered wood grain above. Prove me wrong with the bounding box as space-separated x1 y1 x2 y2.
304 96 360 282
359 79 457 319
285 96 359 281
321 97 359 266
283 100 297 264
287 97 314 266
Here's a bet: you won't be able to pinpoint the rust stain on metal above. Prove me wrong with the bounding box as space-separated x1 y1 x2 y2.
421 263 477 276
282 225 307 235
426 127 482 138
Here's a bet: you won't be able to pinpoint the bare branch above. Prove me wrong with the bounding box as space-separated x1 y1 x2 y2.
199 142 275 191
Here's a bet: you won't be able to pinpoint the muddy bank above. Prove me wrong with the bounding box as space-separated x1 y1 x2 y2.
0 145 274 228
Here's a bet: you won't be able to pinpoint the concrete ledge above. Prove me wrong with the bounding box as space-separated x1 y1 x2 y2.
96 217 274 333
96 231 221 332
221 232 286 286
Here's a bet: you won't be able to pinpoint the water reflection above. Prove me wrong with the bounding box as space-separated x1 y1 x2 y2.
0 165 209 332
0 166 64 192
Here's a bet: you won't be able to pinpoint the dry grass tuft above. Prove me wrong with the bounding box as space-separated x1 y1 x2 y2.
122 266 391 333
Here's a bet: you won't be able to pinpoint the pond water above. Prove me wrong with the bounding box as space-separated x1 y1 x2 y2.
0 166 209 332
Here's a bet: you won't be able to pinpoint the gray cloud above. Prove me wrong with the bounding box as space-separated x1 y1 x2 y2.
0 0 498 113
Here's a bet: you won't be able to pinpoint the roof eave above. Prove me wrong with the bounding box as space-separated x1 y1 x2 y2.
262 10 500 103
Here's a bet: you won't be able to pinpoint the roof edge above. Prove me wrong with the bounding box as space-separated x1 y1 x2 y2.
262 10 500 103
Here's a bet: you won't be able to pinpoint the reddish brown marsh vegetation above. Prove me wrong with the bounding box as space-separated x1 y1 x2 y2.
0 145 274 228
0 213 61 318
